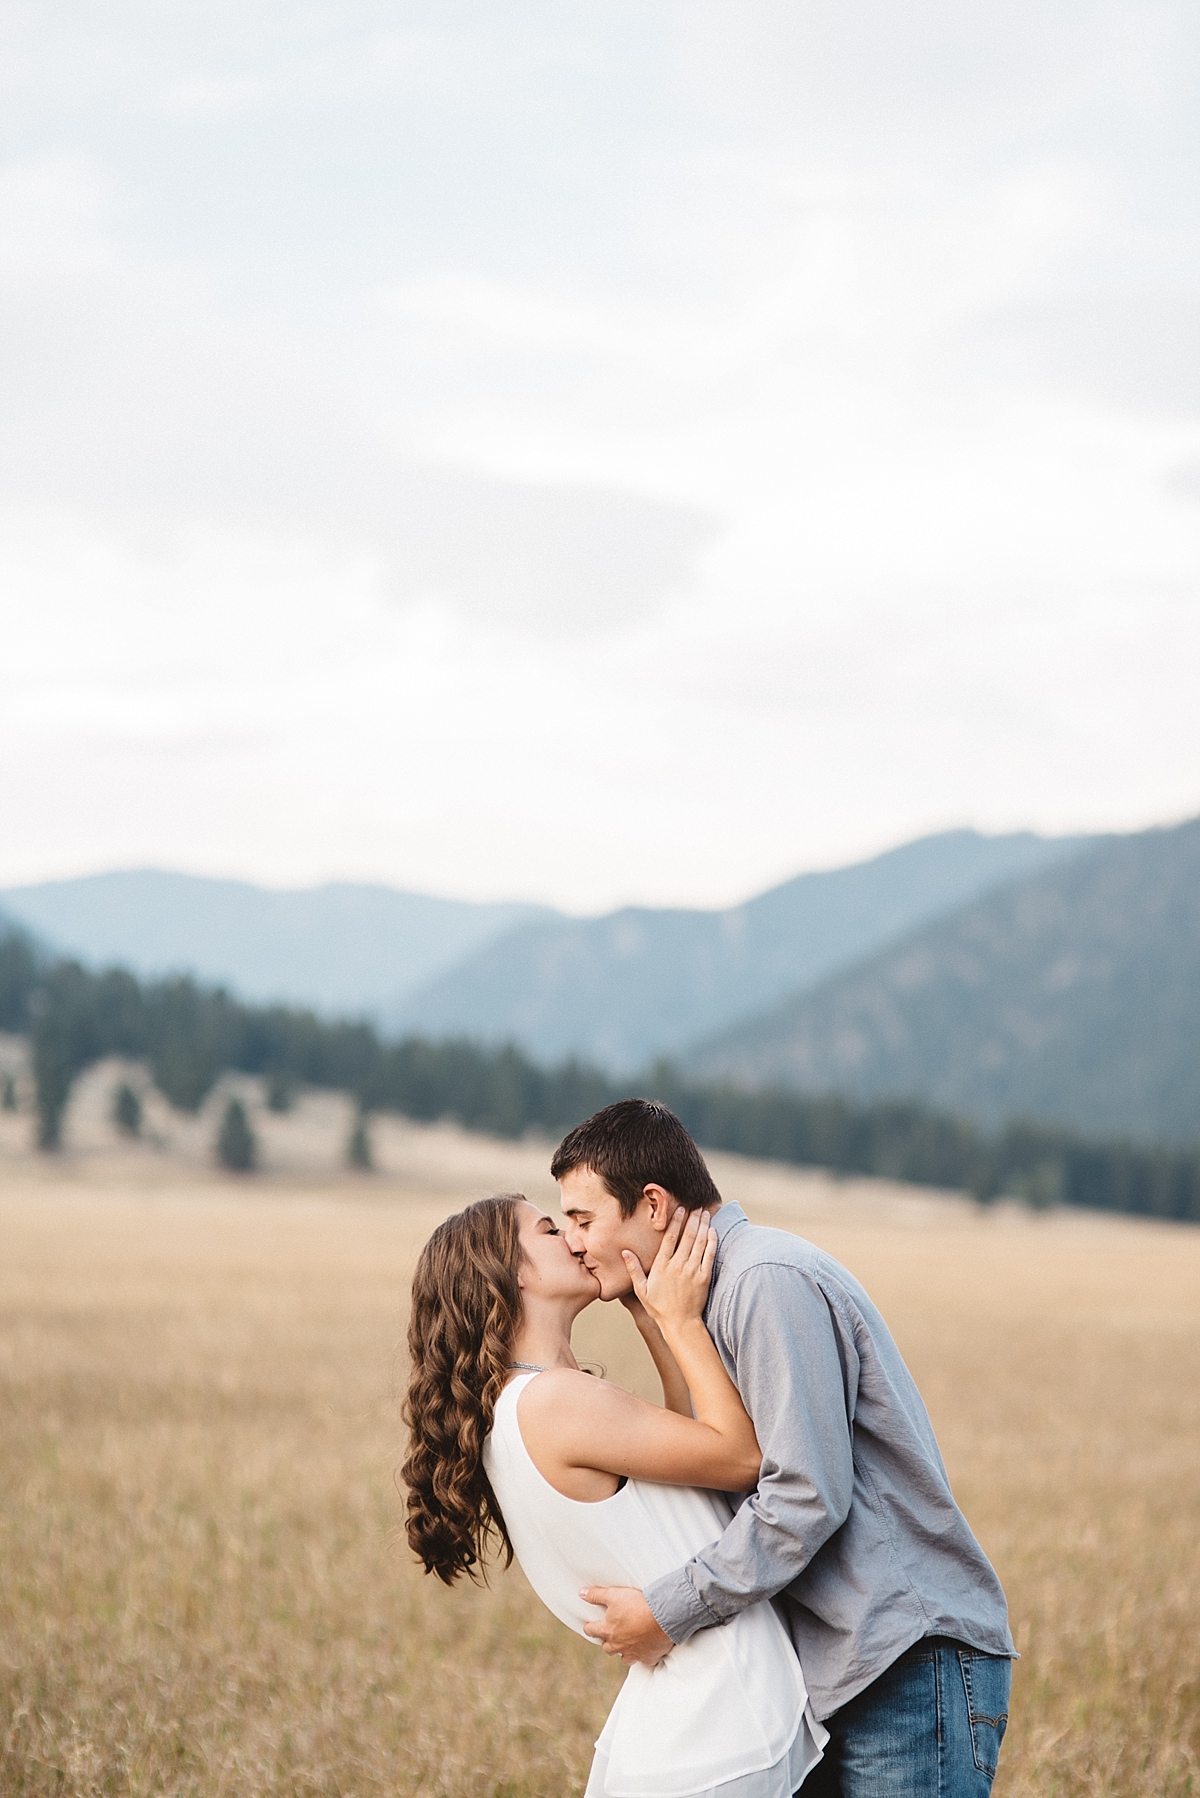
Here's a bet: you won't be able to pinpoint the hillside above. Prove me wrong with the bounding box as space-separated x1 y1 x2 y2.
686 816 1200 1143
395 830 1089 1067
0 871 554 1018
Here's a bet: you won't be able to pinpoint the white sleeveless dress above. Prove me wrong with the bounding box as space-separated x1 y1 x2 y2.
482 1374 826 1798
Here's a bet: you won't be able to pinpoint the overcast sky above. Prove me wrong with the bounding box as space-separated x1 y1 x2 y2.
3 1 1199 911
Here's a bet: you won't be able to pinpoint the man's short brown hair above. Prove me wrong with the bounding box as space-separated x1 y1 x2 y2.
550 1098 722 1218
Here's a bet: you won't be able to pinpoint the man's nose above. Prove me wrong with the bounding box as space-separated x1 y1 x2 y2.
562 1222 584 1255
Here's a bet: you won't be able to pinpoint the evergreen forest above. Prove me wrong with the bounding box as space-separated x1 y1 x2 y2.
1 928 1196 1222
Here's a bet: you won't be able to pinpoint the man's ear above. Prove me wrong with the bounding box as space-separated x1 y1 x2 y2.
642 1184 678 1233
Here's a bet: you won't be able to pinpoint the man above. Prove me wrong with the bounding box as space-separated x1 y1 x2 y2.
553 1098 1014 1798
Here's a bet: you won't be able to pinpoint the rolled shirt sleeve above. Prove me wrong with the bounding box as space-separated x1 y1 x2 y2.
644 1262 860 1645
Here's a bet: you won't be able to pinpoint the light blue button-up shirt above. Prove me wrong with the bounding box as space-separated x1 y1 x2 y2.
643 1202 1014 1719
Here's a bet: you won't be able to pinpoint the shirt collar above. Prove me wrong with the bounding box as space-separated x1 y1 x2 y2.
710 1200 747 1241
709 1200 747 1271
703 1201 745 1318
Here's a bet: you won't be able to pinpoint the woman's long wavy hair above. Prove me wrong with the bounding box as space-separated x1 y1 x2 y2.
401 1193 525 1585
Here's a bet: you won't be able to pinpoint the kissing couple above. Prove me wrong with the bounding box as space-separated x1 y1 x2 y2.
403 1100 1014 1798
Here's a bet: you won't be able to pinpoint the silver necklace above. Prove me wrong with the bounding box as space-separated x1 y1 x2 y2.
508 1360 549 1371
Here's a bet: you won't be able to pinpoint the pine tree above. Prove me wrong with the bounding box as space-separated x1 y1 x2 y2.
347 1111 373 1169
216 1097 256 1172
265 1072 294 1114
1 1074 16 1112
112 1082 142 1137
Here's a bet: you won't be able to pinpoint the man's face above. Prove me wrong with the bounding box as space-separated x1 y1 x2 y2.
558 1165 662 1301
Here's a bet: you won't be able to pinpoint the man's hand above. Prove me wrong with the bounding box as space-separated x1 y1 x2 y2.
580 1586 674 1665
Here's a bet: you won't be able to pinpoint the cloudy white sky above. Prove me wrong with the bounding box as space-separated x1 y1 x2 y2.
3 0 1200 911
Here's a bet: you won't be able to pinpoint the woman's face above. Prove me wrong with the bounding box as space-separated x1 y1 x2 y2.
516 1200 600 1306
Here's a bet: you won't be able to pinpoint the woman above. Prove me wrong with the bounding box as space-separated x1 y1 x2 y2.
402 1193 826 1798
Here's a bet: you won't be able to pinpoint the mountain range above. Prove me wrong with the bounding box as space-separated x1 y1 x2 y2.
6 818 1197 1144
391 831 1088 1067
0 870 552 1018
688 816 1200 1143
1 830 1082 1066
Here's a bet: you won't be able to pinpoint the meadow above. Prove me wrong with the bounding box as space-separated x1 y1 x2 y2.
1 1082 1198 1797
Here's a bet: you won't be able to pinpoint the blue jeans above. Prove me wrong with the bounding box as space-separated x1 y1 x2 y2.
800 1637 1011 1798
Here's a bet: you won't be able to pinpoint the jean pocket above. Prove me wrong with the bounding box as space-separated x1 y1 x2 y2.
957 1652 1011 1779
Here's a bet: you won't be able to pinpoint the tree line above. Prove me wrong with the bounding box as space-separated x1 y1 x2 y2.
2 927 1197 1222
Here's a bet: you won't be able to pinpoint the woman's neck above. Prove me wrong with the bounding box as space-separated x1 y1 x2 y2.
509 1298 582 1371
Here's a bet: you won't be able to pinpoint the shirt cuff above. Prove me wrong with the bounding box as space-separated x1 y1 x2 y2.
643 1566 722 1646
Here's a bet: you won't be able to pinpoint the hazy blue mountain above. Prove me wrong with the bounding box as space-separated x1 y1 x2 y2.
0 871 555 1017
395 830 1091 1068
685 816 1200 1143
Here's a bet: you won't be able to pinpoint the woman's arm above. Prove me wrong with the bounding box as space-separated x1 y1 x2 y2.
519 1210 761 1495
619 1291 692 1416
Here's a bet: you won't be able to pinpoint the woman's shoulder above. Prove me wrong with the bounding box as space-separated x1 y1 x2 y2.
515 1367 632 1433
516 1366 606 1411
510 1370 638 1496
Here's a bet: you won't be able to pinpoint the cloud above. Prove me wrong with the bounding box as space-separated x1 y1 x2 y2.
377 473 715 633
968 289 1200 417
0 164 713 637
2 1 1200 906
1162 458 1200 502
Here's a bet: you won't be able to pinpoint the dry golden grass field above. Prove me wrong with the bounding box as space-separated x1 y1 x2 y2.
1 1079 1198 1797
